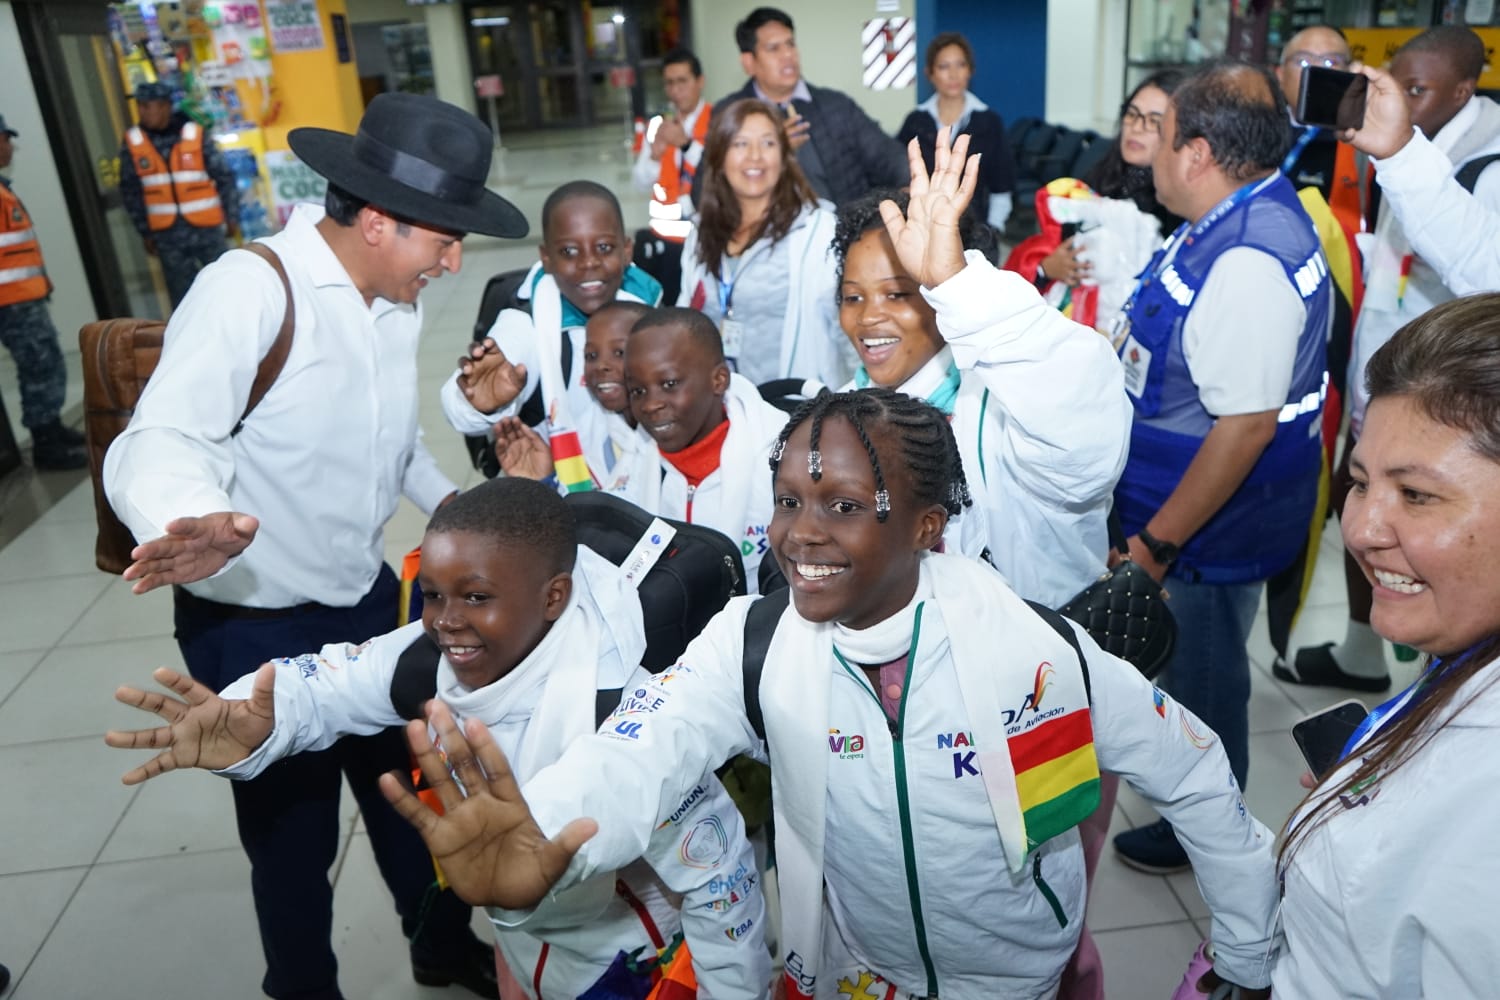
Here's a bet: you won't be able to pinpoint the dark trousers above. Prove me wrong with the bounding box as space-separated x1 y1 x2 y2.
174 566 473 1000
157 225 229 307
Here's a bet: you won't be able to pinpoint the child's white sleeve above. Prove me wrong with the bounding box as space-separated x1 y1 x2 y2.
922 252 1131 510
216 621 425 779
510 600 764 899
439 308 547 434
1082 623 1279 989
640 777 771 999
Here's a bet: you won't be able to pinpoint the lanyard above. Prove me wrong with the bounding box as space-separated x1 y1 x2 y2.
718 256 741 317
1115 173 1280 326
1339 654 1460 761
1281 126 1321 175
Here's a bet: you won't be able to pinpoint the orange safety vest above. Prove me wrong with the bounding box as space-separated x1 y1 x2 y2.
649 102 711 243
0 182 49 307
1326 141 1364 251
124 122 225 231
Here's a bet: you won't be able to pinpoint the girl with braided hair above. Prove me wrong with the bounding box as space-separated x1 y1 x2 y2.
831 173 1129 607
373 136 1282 1000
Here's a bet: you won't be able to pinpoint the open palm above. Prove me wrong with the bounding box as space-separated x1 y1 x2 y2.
106 663 277 784
879 127 982 289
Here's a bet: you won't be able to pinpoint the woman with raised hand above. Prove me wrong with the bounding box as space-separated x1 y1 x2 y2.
679 98 848 386
1273 293 1500 998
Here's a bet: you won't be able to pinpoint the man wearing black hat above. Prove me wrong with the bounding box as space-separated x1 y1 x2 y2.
0 113 87 469
104 92 528 1000
119 81 240 307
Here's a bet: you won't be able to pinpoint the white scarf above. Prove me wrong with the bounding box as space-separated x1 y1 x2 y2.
759 553 1092 995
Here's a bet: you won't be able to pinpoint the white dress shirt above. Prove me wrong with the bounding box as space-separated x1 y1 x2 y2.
104 204 457 608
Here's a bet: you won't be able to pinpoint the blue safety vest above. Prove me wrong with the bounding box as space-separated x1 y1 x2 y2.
1114 173 1329 584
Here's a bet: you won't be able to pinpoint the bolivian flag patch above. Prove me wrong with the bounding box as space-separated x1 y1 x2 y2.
1009 706 1101 851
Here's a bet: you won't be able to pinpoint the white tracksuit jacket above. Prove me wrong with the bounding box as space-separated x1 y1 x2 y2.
514 553 1279 999
1274 655 1500 998
217 549 768 998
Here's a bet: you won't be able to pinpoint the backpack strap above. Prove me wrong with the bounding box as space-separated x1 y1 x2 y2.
595 687 623 728
1024 599 1092 704
390 632 442 721
517 330 573 430
741 588 791 742
1455 153 1500 194
232 242 296 437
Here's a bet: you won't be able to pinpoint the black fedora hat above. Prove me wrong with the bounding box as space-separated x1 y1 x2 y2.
289 92 527 239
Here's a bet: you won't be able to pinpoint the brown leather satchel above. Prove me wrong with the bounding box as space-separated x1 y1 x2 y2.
80 243 294 574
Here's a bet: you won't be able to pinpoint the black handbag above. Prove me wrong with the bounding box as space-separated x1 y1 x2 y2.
1057 513 1177 679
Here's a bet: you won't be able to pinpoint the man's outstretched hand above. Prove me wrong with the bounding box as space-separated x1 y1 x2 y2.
880 127 981 290
122 511 259 594
379 701 597 909
105 663 277 784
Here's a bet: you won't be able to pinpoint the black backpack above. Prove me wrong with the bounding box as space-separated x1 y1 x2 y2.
389 491 748 719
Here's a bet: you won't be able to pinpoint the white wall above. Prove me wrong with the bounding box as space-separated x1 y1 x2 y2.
692 0 919 133
423 2 473 111
1045 0 1127 134
0 0 97 340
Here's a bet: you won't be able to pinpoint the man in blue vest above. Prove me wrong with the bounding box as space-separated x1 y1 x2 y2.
1109 61 1330 873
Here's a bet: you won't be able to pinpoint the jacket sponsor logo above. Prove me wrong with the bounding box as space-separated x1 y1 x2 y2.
616 686 666 716
612 720 643 739
1152 687 1168 717
708 862 749 895
1002 664 1069 732
784 951 817 997
836 970 895 1000
1032 661 1054 709
699 871 757 911
952 751 980 778
1179 708 1213 749
680 815 729 869
936 730 973 749
284 653 322 679
658 783 708 828
741 524 769 557
828 728 865 759
723 915 755 941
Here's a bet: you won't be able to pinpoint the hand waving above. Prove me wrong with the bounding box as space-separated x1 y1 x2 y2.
105 663 277 784
458 338 529 414
379 701 597 909
122 511 259 594
493 417 556 481
879 127 981 289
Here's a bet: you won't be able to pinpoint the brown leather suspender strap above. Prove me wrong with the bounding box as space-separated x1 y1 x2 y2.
233 242 295 435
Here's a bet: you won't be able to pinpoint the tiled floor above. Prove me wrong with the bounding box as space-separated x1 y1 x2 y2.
0 123 1420 999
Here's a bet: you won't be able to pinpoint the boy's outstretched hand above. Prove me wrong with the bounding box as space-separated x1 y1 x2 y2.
458 338 529 413
105 663 277 784
880 126 981 290
380 701 597 910
493 417 556 481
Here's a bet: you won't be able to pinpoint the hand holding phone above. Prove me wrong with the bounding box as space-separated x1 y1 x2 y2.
1297 66 1369 131
1291 698 1369 780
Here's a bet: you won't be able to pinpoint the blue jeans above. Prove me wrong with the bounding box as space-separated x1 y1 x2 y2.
174 566 471 1000
1158 576 1262 790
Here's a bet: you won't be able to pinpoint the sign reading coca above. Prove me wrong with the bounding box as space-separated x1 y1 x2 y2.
265 0 325 53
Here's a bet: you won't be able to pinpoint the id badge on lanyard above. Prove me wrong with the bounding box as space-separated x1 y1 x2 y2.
718 257 744 369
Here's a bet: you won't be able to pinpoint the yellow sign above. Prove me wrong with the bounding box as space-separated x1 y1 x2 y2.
1342 26 1500 89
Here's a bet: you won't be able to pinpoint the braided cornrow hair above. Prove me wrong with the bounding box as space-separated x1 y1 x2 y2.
769 387 972 522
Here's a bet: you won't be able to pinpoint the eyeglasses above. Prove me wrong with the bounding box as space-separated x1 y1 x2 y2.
1121 106 1164 133
1282 50 1350 70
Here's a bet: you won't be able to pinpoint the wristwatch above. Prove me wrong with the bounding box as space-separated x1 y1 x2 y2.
1138 527 1180 567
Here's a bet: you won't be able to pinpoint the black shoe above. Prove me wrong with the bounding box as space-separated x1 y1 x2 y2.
30 423 87 471
1113 817 1191 874
0 962 9 994
411 936 497 998
1274 642 1391 693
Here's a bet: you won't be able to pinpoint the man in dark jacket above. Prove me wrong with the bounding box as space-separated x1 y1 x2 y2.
698 7 906 207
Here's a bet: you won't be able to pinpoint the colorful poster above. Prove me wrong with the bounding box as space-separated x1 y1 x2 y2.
265 0 325 53
264 150 328 226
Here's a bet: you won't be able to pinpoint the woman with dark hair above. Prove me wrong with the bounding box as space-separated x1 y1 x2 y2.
677 98 846 386
1269 293 1500 998
1004 68 1186 331
896 31 1017 231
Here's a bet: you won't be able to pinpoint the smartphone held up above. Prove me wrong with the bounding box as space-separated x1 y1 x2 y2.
1297 66 1369 131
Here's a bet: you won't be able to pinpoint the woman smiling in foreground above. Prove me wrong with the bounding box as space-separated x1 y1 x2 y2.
1273 293 1500 997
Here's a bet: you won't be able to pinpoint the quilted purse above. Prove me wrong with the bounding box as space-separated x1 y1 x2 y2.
1058 514 1177 679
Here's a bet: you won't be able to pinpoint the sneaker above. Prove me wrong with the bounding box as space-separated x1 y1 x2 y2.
411 935 498 998
1274 641 1391 693
1113 817 1191 874
30 422 86 471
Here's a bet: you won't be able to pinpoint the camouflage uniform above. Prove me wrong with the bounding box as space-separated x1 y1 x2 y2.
0 297 66 429
119 112 239 307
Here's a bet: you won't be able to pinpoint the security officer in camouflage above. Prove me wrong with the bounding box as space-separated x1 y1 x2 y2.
119 82 239 307
0 114 86 470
